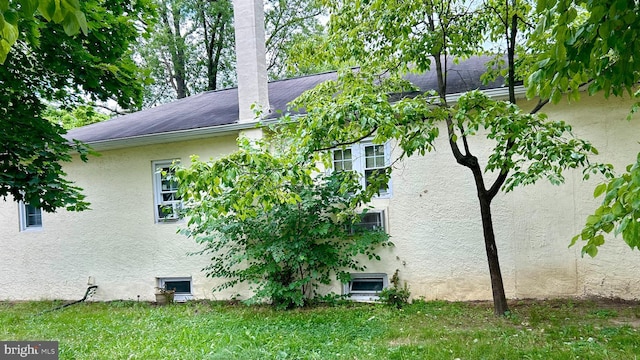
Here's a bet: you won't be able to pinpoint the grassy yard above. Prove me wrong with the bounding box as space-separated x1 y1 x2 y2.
0 298 638 359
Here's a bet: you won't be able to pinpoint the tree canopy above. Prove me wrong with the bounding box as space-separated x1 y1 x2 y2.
138 0 325 107
44 105 110 130
0 0 152 211
529 0 640 254
276 0 610 315
0 0 87 63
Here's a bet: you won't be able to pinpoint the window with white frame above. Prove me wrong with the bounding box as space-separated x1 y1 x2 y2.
157 277 193 302
351 210 386 234
358 211 385 231
343 273 388 301
19 202 42 231
153 160 182 222
332 148 353 171
332 141 392 196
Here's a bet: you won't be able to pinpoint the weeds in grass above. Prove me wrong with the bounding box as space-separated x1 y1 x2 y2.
591 309 618 318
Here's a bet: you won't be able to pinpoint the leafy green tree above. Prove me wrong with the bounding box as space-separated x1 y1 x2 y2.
283 0 606 315
138 0 206 103
0 0 152 211
176 138 391 309
282 31 340 77
43 105 110 130
264 0 325 79
196 0 234 91
138 0 325 106
0 0 87 63
531 0 640 255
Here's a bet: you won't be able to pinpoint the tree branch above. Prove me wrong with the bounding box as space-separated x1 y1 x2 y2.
529 99 549 114
487 138 515 199
94 103 129 116
314 127 378 152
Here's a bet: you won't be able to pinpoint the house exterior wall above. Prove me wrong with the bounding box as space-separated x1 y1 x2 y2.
1 94 639 302
0 135 244 301
379 94 640 301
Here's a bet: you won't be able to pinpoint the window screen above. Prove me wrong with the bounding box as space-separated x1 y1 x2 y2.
163 280 191 294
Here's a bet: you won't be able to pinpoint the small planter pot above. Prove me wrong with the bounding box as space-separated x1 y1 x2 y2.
155 290 175 305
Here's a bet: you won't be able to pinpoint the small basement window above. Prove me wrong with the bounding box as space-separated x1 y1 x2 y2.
157 277 193 302
343 273 388 301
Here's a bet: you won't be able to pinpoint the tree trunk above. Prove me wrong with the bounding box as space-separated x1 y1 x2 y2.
160 2 188 99
478 195 509 315
172 5 188 99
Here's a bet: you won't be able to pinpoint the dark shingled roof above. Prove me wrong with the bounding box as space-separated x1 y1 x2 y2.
67 56 503 145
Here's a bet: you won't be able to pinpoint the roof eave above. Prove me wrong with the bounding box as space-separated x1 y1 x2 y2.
76 85 524 151
75 121 260 151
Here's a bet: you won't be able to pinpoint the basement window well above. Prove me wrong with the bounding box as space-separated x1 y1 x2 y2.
157 277 193 302
343 273 388 301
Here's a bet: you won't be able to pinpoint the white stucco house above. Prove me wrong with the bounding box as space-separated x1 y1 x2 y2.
1 0 639 303
1 54 639 303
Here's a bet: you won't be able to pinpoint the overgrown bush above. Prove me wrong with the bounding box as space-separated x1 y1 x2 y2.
176 139 392 309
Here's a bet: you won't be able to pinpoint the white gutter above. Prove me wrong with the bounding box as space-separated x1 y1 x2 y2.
445 85 527 103
76 85 524 151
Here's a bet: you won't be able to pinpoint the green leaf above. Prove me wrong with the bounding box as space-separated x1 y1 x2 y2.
38 0 56 21
583 244 598 258
569 234 580 247
18 0 38 17
585 214 601 226
592 234 605 246
593 183 607 198
74 10 87 35
61 12 78 35
615 216 631 236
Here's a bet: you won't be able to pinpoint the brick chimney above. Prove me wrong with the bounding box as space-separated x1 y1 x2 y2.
233 0 270 124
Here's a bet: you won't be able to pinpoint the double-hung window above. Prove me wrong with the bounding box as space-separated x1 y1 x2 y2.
19 202 42 231
332 141 392 196
153 160 182 222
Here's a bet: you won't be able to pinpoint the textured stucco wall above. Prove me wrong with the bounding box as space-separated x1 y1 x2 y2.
380 94 640 301
1 94 639 302
0 135 245 301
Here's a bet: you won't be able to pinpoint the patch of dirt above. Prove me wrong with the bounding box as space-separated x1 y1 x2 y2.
388 337 416 346
610 318 640 328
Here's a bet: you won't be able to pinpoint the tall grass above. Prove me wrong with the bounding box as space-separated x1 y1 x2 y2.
1 299 638 359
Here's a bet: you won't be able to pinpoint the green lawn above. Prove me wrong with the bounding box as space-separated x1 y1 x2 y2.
1 298 638 359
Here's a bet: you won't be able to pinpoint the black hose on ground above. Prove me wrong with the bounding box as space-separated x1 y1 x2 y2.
39 285 98 314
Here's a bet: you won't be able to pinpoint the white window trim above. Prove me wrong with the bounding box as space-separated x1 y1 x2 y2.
152 160 182 223
332 141 393 198
357 210 387 232
157 277 193 302
18 201 42 231
343 273 389 302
